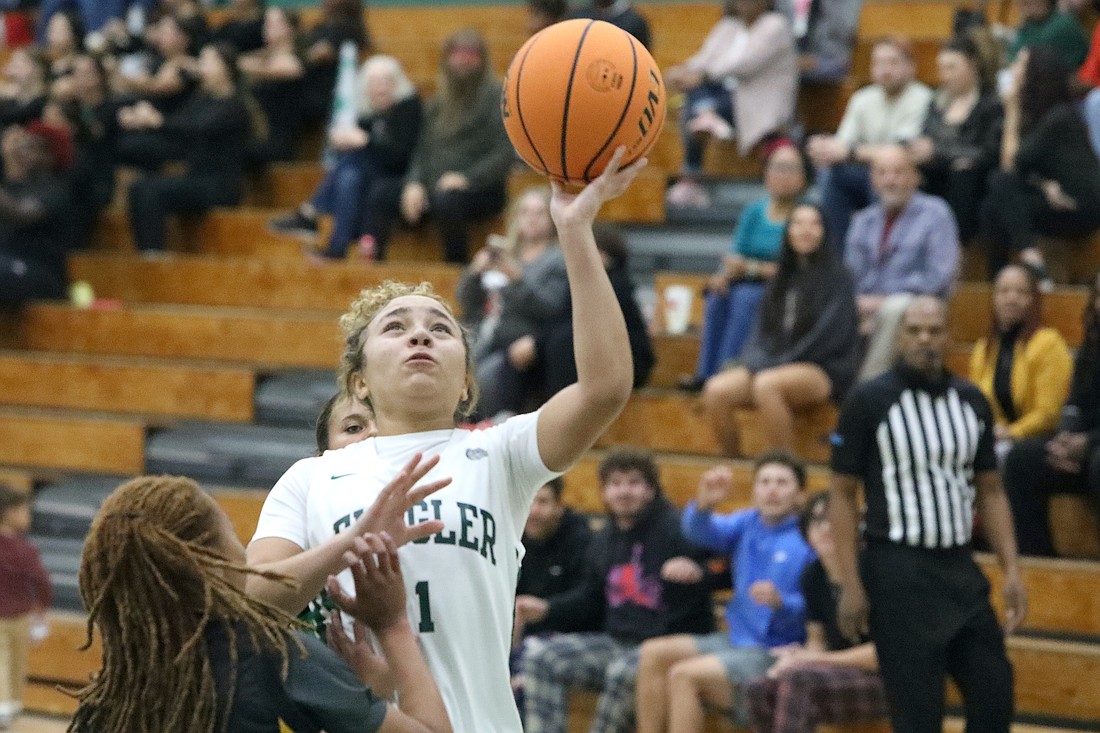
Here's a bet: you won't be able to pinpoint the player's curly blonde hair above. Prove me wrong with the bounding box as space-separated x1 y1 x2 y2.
338 281 479 419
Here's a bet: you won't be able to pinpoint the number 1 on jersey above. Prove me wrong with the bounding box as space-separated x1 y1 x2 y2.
415 580 435 632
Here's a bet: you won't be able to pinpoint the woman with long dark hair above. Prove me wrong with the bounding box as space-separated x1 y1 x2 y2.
702 202 860 456
981 45 1100 282
968 264 1072 450
1004 267 1100 556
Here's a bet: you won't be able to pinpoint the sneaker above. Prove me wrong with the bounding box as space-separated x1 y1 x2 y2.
267 209 319 241
665 179 711 209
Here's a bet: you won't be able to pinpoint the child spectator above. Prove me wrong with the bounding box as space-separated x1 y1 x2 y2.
635 451 814 733
807 36 932 245
123 43 256 253
362 28 513 263
116 13 202 117
909 35 1003 242
239 7 307 165
67 475 453 733
521 449 715 733
0 485 52 731
982 46 1100 283
664 0 798 209
845 145 959 380
969 264 1072 456
683 143 810 391
267 54 422 261
537 224 655 396
744 491 887 733
457 186 568 419
703 202 860 457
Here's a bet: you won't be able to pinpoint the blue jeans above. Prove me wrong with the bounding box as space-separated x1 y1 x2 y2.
694 281 766 381
818 162 873 249
680 81 734 174
310 149 380 258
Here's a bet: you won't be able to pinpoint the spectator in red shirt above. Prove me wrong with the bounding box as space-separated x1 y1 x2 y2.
0 485 52 730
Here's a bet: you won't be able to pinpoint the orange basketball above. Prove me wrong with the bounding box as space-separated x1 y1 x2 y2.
501 19 665 186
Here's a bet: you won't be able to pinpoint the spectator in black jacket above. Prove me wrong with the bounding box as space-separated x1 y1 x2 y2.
521 449 714 733
209 0 266 54
1004 268 1100 555
703 202 860 457
239 6 307 164
537 225 656 395
909 35 1003 242
0 122 73 307
0 49 48 132
981 45 1100 282
123 42 254 252
300 0 370 124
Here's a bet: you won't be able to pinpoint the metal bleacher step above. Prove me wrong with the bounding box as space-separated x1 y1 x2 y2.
31 535 85 613
254 369 339 427
144 421 316 487
664 178 768 228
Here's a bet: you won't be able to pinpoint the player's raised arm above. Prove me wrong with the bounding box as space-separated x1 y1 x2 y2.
536 147 646 472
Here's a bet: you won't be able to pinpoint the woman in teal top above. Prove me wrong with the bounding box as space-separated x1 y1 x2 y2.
683 143 810 390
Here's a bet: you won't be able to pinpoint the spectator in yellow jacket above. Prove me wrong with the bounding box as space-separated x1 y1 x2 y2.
968 264 1073 451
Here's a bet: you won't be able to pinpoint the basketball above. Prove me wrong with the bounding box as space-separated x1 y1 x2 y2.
501 19 665 186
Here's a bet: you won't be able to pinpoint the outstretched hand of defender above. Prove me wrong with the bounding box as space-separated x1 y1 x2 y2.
327 607 395 697
352 453 450 546
549 146 647 229
329 532 409 633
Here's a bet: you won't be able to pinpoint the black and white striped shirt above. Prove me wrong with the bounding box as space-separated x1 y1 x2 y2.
830 363 997 549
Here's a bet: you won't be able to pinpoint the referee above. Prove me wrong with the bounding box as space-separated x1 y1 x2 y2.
829 296 1027 733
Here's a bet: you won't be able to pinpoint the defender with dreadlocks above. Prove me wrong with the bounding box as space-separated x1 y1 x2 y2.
68 475 453 733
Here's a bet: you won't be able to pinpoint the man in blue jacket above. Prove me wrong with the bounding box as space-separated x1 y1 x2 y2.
634 450 815 733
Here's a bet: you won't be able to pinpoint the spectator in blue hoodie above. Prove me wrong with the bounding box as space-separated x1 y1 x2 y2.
520 449 715 733
635 451 815 733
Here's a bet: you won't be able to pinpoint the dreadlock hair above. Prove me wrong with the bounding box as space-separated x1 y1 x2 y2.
68 475 304 733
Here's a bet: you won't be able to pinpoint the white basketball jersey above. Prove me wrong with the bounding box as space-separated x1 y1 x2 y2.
253 412 557 733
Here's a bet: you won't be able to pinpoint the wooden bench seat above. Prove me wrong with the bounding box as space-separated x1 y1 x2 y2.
0 407 145 474
67 252 462 310
0 351 256 422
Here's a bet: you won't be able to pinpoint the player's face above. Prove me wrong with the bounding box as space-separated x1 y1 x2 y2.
993 266 1033 332
752 463 802 524
525 484 566 540
602 469 656 526
897 299 949 376
356 295 469 421
326 396 376 450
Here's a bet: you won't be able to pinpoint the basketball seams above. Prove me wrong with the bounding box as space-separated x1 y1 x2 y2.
559 20 595 183
582 30 639 182
513 37 550 176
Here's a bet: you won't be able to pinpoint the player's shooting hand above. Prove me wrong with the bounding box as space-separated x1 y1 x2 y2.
748 580 783 609
352 452 450 546
550 146 647 230
837 580 870 644
326 607 396 696
328 532 408 633
660 556 705 584
1002 569 1028 635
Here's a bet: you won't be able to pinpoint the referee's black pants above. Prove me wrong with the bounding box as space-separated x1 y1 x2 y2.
863 541 1014 733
